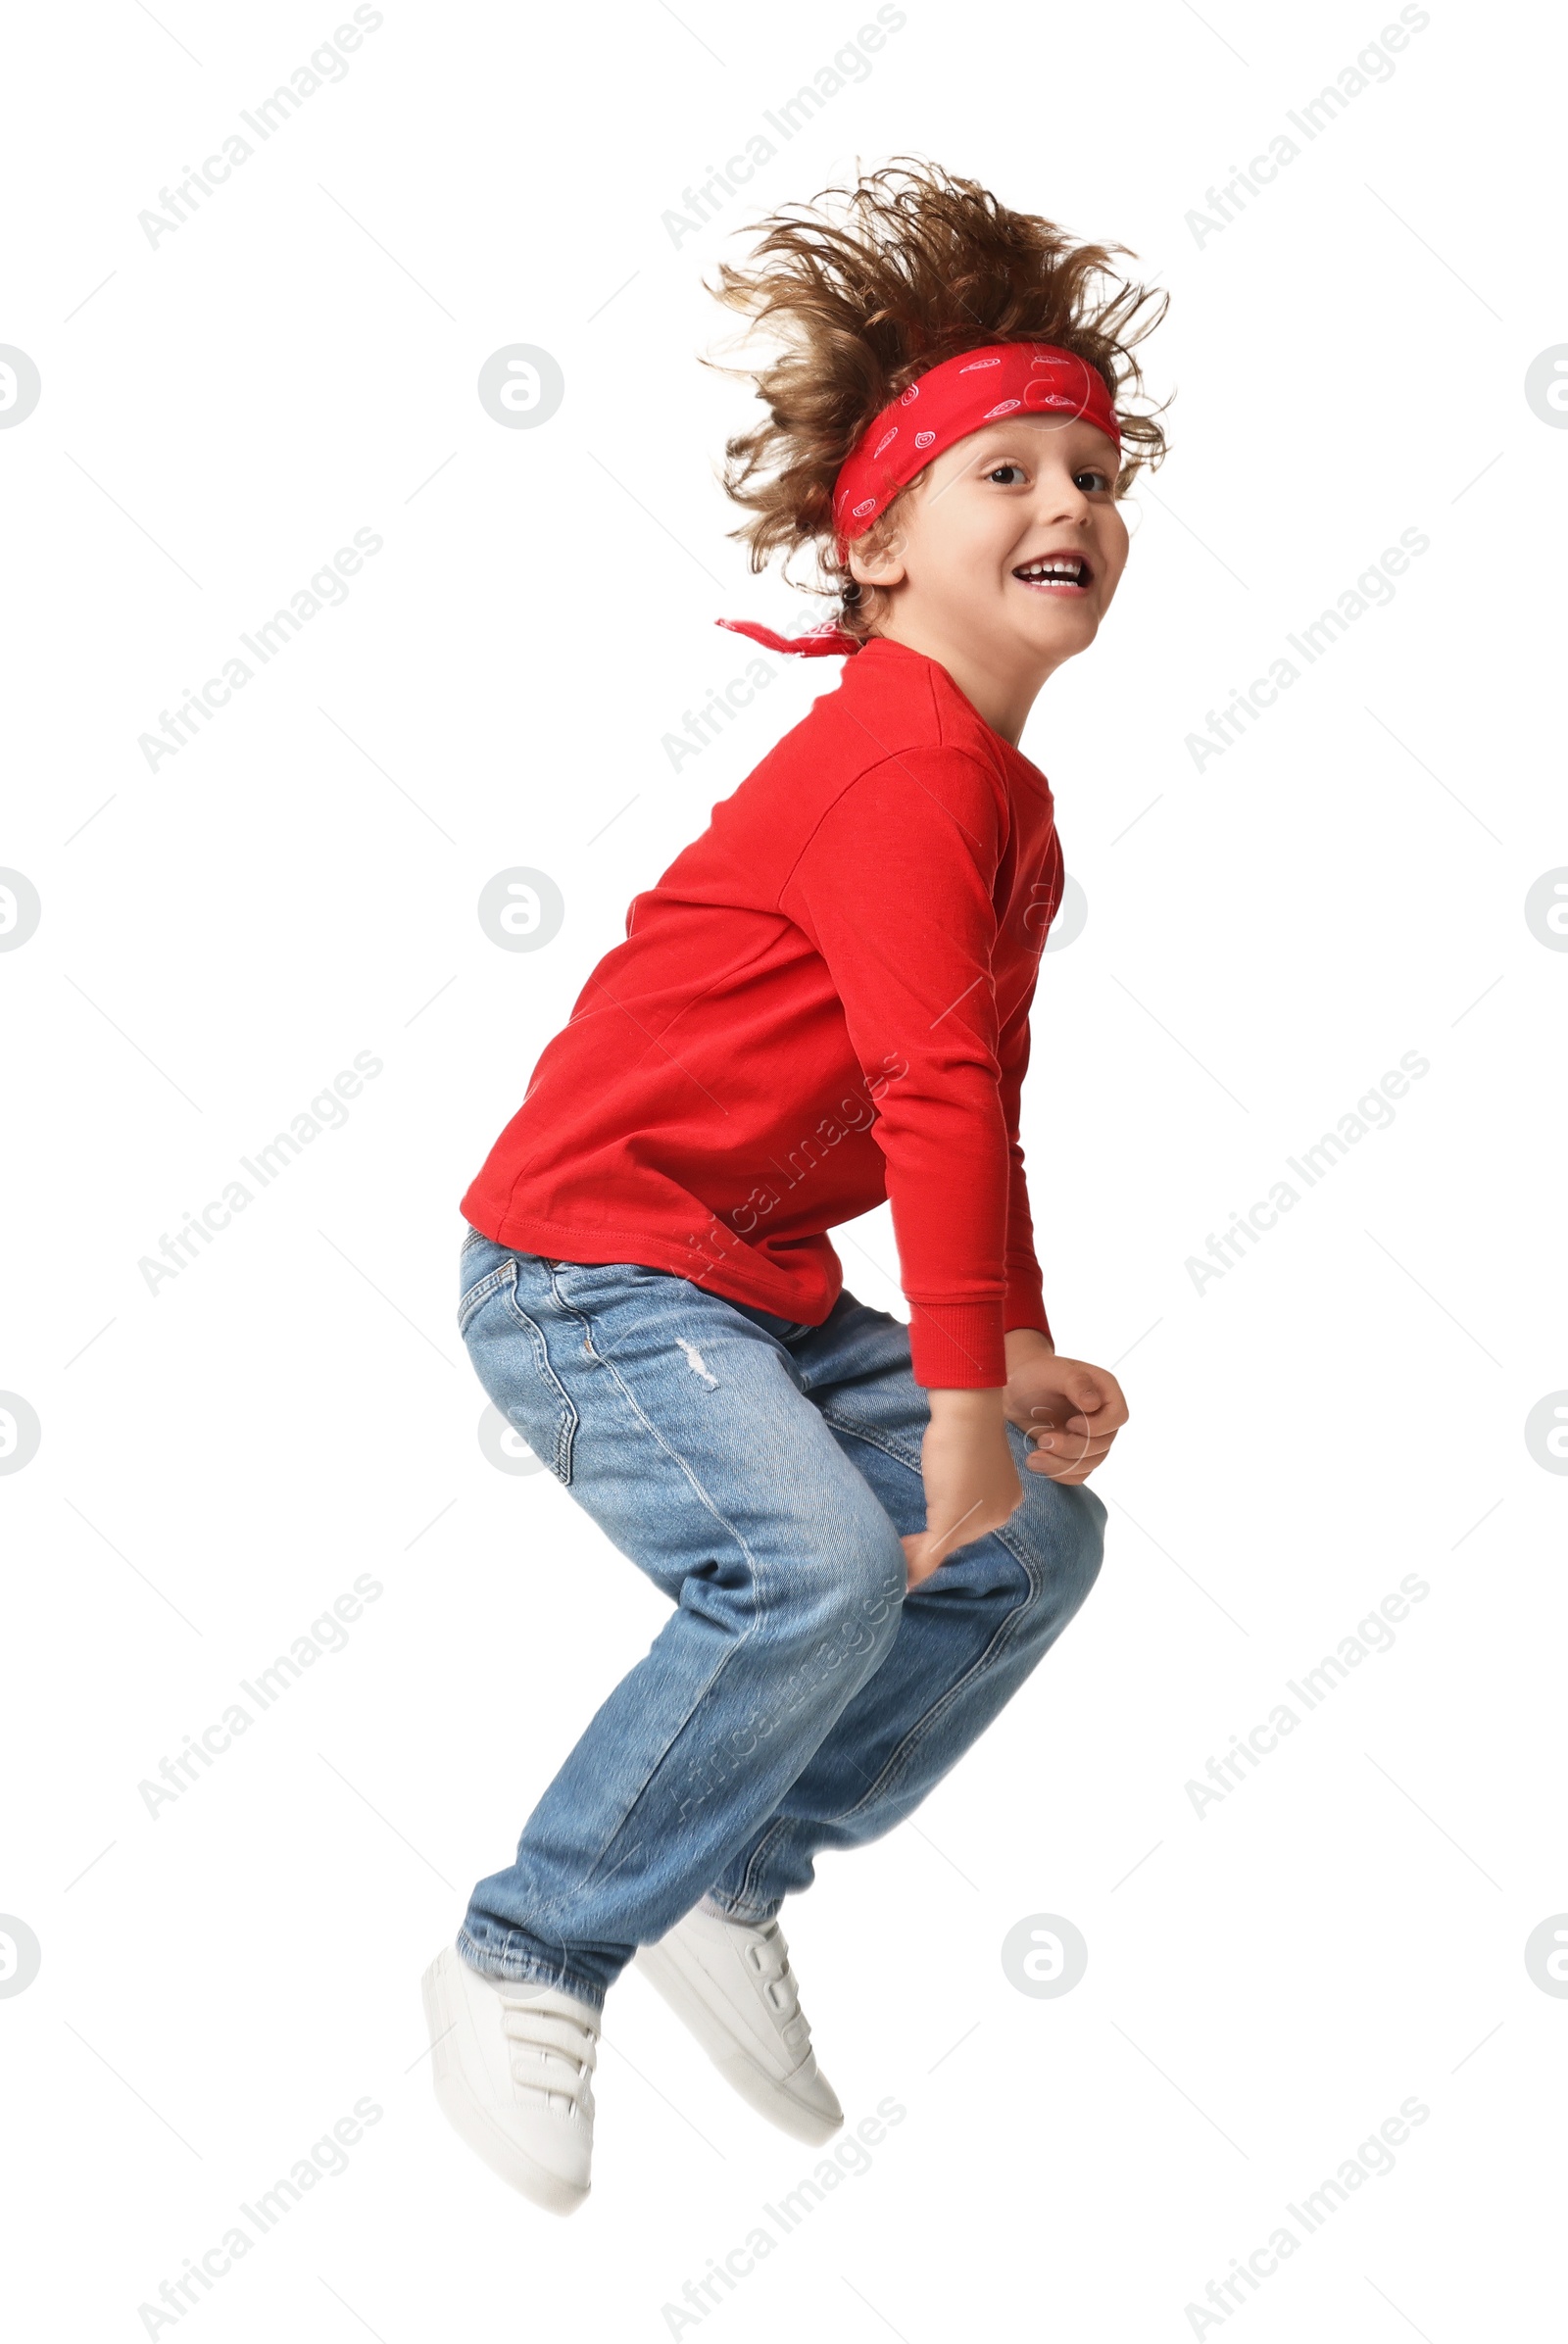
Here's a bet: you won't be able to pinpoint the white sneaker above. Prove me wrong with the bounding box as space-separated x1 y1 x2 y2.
634 1901 844 2145
421 1944 599 2214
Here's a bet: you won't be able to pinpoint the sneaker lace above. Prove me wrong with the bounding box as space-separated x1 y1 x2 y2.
496 1986 600 2119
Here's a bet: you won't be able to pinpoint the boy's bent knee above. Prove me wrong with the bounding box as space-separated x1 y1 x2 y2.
785 1516 905 1669
746 1524 904 1739
1059 1483 1106 1615
1013 1472 1106 1615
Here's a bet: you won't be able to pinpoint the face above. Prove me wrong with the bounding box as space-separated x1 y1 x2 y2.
847 412 1130 681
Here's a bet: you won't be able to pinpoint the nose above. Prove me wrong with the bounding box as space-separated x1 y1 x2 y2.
1034 461 1094 527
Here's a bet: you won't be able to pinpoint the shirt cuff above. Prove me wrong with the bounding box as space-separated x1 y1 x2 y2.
1004 1259 1052 1348
906 1299 1007 1389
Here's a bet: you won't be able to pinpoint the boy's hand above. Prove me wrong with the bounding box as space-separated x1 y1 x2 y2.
1003 1329 1128 1486
902 1389 1023 1588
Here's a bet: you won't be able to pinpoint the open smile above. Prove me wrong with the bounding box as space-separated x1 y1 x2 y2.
1011 552 1093 597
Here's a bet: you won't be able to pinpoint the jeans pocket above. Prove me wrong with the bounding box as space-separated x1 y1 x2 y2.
547 1256 676 1300
495 1261 579 1486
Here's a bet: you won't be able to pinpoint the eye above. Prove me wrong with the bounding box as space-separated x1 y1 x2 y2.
1074 467 1112 493
985 462 1029 485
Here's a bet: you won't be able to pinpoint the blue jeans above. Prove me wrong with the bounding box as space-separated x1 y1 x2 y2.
454 1232 1106 2009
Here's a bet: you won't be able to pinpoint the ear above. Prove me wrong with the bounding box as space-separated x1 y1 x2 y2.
847 531 907 591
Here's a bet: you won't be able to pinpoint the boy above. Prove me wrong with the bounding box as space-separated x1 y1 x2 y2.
424 159 1167 2212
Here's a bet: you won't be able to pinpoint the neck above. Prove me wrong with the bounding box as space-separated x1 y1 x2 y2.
868 612 1055 747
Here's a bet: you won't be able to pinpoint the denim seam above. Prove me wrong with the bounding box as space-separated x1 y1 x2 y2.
732 1430 1043 1903
729 1406 933 1909
497 1264 580 1484
834 1512 1046 1824
814 1410 924 1479
831 1542 1040 1823
730 1815 800 1914
457 1262 508 1337
564 1643 741 1915
519 1263 775 1923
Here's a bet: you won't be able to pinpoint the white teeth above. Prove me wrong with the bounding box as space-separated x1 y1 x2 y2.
1016 559 1085 582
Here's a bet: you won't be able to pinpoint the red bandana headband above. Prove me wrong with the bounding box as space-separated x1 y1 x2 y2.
718 340 1121 659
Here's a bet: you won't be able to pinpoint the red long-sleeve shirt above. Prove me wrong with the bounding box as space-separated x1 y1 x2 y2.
460 636 1064 1387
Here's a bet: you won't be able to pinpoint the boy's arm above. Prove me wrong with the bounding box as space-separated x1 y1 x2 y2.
779 747 1016 1391
996 991 1054 1350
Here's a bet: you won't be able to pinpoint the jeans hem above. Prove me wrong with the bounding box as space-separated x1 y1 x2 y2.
455 1926 608 2013
698 1888 783 1925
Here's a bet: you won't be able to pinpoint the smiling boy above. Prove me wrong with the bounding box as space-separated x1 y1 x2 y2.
425 159 1169 2213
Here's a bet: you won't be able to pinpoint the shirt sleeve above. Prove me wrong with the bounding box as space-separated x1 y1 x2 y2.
997 988 1054 1347
779 747 1015 1389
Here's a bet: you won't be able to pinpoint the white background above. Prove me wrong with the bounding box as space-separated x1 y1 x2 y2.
3 1 1564 2336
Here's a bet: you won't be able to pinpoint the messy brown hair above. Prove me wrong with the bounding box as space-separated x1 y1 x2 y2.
703 157 1170 643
